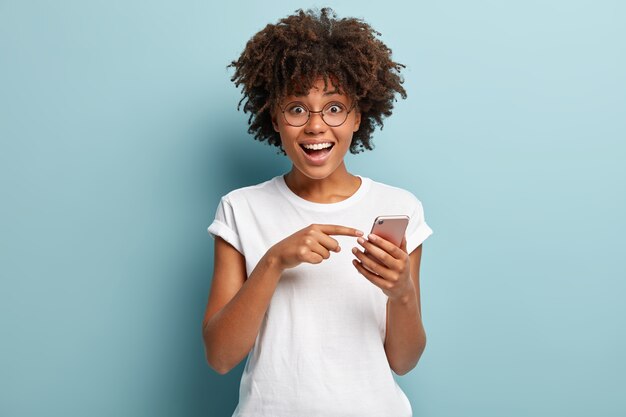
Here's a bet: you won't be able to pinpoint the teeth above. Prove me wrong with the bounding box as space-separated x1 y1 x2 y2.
302 142 333 150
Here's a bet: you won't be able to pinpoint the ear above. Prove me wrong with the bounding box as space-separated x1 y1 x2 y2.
271 109 280 132
352 109 361 132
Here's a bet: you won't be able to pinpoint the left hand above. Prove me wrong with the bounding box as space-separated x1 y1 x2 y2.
351 233 415 301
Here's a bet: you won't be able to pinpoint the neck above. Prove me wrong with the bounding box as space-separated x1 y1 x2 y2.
284 164 361 204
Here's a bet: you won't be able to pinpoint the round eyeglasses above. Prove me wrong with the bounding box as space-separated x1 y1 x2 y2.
280 101 357 127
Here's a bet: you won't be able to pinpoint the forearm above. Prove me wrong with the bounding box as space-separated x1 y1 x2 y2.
384 283 427 375
202 254 283 374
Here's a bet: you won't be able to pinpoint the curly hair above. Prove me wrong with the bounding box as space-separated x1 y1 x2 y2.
227 7 407 155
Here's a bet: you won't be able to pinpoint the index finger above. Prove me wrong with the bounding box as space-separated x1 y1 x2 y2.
316 224 364 237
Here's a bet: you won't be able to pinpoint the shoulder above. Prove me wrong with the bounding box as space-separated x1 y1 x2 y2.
221 175 283 205
365 176 422 207
223 175 278 198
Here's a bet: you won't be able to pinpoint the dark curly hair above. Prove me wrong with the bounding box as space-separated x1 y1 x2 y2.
228 7 407 155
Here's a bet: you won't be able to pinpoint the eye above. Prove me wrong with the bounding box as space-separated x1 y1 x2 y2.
286 103 307 115
326 103 346 114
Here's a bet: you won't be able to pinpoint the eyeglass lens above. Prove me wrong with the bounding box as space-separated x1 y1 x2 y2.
283 102 349 127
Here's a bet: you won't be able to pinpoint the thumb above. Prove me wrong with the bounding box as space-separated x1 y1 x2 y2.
400 235 407 252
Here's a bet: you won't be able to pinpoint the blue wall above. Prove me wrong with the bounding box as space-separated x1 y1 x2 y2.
1 1 624 416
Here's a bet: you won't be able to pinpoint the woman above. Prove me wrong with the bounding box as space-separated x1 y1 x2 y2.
202 7 434 416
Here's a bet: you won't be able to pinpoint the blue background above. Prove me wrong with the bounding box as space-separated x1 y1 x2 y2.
1 0 625 416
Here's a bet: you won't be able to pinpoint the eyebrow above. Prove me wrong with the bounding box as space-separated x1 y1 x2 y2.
294 90 342 97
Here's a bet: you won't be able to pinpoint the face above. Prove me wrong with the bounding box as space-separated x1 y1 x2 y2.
271 77 361 180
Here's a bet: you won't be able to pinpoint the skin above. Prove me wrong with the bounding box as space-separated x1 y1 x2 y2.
270 77 362 203
202 76 426 376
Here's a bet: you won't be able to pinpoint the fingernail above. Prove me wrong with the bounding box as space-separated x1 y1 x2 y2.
368 234 377 241
336 246 341 252
357 237 365 245
355 230 364 236
352 247 357 254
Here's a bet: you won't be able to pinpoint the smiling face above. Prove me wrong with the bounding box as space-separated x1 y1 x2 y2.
271 77 361 181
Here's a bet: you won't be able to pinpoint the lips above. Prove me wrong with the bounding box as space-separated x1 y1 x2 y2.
299 142 334 165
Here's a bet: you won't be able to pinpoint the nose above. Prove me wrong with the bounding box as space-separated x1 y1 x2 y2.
304 111 327 134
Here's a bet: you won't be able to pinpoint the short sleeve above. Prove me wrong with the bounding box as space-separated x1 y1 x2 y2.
207 196 243 255
405 197 433 254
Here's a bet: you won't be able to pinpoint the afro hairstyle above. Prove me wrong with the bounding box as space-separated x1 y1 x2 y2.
228 7 407 155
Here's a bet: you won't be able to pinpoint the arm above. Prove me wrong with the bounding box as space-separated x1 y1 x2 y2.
384 244 427 375
201 236 283 374
204 224 363 374
351 237 427 376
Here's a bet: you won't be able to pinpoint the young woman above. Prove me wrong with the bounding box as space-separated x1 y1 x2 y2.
202 8 433 417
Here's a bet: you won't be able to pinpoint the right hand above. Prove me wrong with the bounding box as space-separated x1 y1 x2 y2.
267 224 364 271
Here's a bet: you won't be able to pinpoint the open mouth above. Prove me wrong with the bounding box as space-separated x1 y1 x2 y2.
300 143 335 157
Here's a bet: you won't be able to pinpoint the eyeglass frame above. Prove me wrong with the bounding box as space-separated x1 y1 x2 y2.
279 100 358 127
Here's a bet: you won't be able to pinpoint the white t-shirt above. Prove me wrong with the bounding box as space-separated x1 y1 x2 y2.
207 173 433 417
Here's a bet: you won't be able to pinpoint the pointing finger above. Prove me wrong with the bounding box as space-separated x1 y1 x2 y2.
317 224 364 237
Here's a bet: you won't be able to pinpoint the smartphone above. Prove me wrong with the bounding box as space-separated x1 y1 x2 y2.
368 215 409 247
